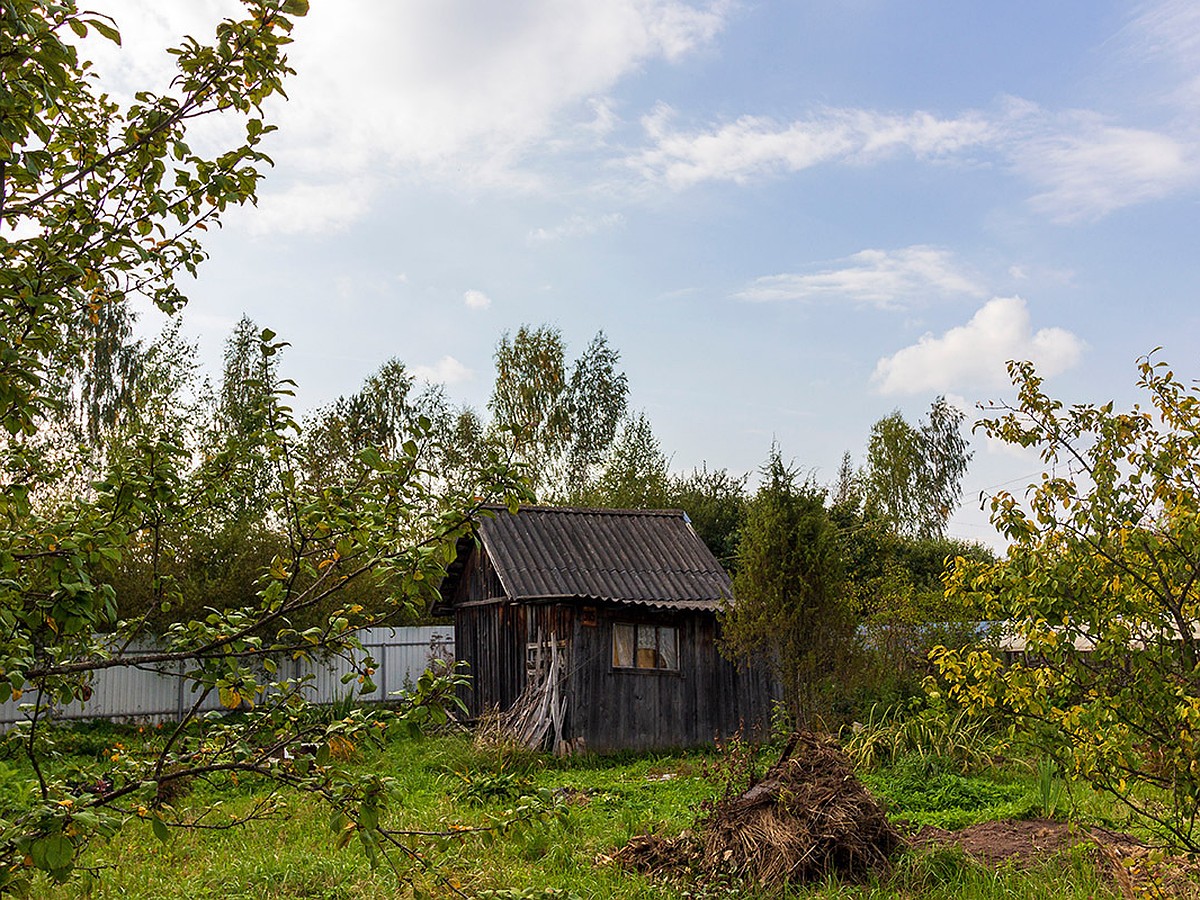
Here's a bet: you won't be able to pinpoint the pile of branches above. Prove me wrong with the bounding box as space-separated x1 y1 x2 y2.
615 731 902 887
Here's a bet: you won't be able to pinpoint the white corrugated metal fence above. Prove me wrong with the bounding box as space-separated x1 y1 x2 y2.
0 626 455 727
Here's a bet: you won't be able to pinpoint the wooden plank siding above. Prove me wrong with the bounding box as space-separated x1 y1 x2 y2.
570 609 772 753
456 598 773 752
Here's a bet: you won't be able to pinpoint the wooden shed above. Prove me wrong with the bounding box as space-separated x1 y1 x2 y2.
435 506 774 754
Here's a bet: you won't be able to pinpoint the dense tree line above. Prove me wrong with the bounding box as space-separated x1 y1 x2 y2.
721 401 987 727
83 291 987 734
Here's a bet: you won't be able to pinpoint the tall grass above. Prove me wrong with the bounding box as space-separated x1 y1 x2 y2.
842 702 1000 773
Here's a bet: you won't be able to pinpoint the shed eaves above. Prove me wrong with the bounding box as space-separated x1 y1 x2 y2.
475 506 732 610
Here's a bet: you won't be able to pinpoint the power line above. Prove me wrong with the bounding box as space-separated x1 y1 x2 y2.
974 471 1047 493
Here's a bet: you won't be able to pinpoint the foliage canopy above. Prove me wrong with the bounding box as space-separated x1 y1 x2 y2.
863 397 971 540
723 448 854 726
932 356 1200 848
489 326 628 501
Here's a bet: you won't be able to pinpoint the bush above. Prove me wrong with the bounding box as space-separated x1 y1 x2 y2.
933 356 1200 849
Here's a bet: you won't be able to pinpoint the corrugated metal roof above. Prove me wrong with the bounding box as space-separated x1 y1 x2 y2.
475 506 732 610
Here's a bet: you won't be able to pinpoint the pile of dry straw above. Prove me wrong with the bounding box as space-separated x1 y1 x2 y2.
615 731 901 888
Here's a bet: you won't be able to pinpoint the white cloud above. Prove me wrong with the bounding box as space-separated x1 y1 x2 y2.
73 2 1200 231
412 355 474 386
178 309 240 336
72 0 732 226
463 290 492 310
630 91 1200 221
1122 0 1200 83
582 98 620 136
631 105 996 188
736 246 984 308
243 179 377 236
1003 263 1075 288
75 1 241 94
871 296 1085 395
527 212 625 243
1015 115 1197 222
279 0 730 185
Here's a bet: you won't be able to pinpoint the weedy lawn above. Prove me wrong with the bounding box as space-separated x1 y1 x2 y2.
11 725 1131 899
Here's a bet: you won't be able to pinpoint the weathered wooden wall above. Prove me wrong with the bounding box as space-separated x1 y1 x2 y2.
455 603 522 717
451 545 521 718
455 599 578 723
569 608 773 753
455 597 773 751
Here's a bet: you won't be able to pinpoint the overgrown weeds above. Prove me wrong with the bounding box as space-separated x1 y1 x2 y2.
452 766 537 805
842 701 1001 773
698 732 763 808
13 726 1135 900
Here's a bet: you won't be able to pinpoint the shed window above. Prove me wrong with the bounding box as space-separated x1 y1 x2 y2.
613 623 678 671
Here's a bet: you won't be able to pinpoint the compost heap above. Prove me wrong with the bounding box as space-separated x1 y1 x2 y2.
616 731 902 887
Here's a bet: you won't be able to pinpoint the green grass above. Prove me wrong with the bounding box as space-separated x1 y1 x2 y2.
6 726 1130 900
860 753 1037 830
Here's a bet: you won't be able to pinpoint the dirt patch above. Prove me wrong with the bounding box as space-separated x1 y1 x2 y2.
613 732 902 888
915 819 1200 899
912 818 1102 868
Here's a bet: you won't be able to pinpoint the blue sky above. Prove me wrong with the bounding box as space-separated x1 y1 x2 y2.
98 1 1200 547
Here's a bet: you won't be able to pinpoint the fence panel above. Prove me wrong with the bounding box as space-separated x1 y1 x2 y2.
0 626 455 727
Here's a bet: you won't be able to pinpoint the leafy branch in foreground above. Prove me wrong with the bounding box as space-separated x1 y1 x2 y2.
0 0 534 891
931 354 1200 849
0 326 529 889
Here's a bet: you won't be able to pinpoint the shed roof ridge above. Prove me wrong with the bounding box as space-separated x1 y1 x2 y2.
511 561 723 572
480 504 685 517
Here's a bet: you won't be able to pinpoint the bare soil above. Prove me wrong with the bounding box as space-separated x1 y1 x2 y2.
914 818 1200 899
912 818 1118 868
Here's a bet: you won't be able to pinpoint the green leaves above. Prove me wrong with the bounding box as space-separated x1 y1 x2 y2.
30 833 74 878
725 448 853 725
862 397 971 540
0 0 314 887
489 326 628 501
0 3 544 890
85 16 121 45
935 353 1200 850
150 816 170 843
